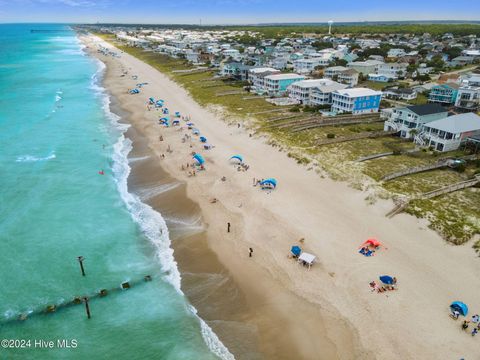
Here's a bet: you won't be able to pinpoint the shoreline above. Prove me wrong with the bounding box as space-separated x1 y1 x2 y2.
82 33 480 360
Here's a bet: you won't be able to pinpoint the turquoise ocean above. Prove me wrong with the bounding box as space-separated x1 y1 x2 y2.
0 24 231 359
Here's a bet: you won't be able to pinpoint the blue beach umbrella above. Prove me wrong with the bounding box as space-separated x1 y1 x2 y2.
200 136 207 143
291 246 301 256
230 155 243 163
260 178 277 188
379 275 394 285
149 97 155 104
172 120 180 125
193 154 205 165
175 111 181 117
450 301 468 316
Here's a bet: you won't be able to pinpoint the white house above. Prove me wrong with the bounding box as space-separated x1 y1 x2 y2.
287 79 347 105
347 60 384 75
376 62 408 78
415 113 480 151
248 67 281 93
383 103 448 139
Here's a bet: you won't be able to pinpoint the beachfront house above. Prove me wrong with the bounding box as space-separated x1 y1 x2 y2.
414 113 480 151
331 88 382 115
248 67 281 94
287 79 347 105
428 83 459 105
264 73 305 96
383 103 448 139
220 62 252 80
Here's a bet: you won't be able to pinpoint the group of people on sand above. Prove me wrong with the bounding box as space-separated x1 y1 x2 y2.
369 278 397 293
458 314 480 337
237 163 250 172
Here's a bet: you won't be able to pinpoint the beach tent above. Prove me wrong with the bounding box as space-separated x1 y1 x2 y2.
230 155 243 163
129 88 140 94
149 97 155 104
260 178 277 189
200 136 207 143
156 100 163 107
172 120 180 126
193 154 205 165
163 108 169 114
192 129 200 135
291 246 302 257
379 275 394 285
298 252 315 269
450 301 468 316
362 239 382 248
175 111 181 117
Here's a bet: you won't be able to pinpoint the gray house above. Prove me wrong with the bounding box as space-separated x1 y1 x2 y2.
383 104 448 139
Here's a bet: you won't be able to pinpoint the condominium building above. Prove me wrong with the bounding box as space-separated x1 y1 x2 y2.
263 73 305 96
287 79 347 105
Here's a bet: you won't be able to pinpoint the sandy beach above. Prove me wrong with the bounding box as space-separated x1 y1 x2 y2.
81 34 480 360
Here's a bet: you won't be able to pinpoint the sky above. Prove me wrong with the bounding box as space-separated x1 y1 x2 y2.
0 0 480 24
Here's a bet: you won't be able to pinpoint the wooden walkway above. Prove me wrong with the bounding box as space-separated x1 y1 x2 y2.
386 175 480 217
381 160 450 181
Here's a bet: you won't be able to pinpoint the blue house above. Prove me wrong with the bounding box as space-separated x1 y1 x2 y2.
428 83 460 105
331 88 383 114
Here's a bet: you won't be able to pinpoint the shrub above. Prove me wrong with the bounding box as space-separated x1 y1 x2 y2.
327 133 335 139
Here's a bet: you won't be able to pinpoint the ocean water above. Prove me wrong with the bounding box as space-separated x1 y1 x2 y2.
0 24 230 359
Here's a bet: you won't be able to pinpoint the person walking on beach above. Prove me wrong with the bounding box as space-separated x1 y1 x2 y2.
249 248 253 257
227 222 231 233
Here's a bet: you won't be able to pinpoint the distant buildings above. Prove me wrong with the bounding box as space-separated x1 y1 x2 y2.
331 88 382 114
347 60 383 75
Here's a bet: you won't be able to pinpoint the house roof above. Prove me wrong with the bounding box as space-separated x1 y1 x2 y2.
334 88 382 97
265 73 304 81
406 103 447 116
424 113 480 134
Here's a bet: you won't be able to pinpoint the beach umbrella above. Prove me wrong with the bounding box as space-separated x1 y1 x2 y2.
450 301 468 316
200 136 207 143
172 120 180 125
379 275 394 285
260 178 277 188
230 155 243 163
291 246 302 256
175 111 181 117
149 97 155 104
193 153 205 165
192 129 200 135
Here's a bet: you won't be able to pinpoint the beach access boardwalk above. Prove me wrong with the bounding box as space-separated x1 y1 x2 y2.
386 174 480 217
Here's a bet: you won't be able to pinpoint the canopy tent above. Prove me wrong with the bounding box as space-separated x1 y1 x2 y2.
361 238 382 248
230 155 243 163
200 136 207 143
379 275 394 285
193 154 205 165
298 252 316 268
260 178 277 189
291 246 302 257
450 301 468 316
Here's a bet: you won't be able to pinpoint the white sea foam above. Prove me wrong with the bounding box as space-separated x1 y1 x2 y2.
16 152 56 163
135 182 181 201
88 54 234 360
